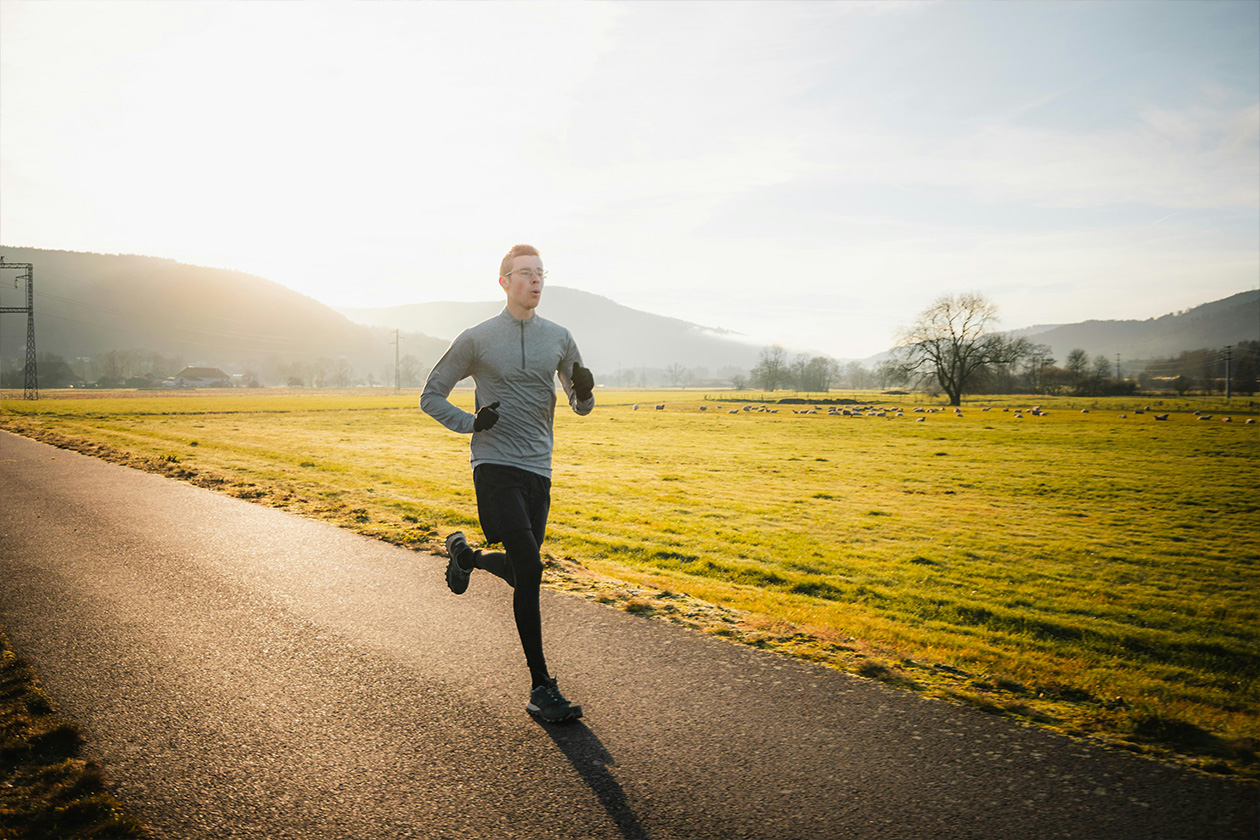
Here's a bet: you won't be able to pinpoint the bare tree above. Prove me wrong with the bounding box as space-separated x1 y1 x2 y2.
876 358 908 389
1090 354 1112 393
399 354 424 388
1065 349 1089 385
331 358 355 388
895 292 1028 406
1021 344 1052 392
842 361 873 389
790 354 810 390
99 349 131 382
313 357 334 388
804 356 838 392
752 345 789 390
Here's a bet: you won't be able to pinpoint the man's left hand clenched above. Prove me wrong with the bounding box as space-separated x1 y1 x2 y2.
571 362 594 400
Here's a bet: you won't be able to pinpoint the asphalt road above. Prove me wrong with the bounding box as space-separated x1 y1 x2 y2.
1 430 1256 840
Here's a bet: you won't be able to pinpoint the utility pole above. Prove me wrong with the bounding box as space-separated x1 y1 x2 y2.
390 329 400 393
1115 353 1121 384
0 257 38 400
1224 345 1232 400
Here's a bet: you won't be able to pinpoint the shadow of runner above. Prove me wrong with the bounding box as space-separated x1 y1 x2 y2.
534 719 649 840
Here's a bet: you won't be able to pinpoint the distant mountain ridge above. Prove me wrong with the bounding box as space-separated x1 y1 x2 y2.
345 287 1259 375
338 288 766 376
0 247 448 382
1007 290 1258 364
1 246 1254 386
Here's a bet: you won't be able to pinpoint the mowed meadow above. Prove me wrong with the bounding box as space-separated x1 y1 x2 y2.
2 389 1257 776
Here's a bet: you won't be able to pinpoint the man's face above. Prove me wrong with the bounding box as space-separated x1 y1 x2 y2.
499 254 544 314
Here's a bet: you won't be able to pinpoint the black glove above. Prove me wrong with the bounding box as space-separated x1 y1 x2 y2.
571 362 594 400
473 401 500 432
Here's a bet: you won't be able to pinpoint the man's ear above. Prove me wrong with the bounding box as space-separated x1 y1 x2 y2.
498 276 509 291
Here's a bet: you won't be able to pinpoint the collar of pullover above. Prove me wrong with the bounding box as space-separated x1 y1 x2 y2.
499 307 537 326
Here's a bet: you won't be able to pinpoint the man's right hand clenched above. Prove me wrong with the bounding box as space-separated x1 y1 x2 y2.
473 401 500 432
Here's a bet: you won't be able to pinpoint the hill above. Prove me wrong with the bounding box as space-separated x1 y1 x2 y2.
1009 290 1259 364
2 246 1253 388
338 288 767 378
0 247 448 386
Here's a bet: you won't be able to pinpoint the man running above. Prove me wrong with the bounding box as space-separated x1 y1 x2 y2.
420 244 595 723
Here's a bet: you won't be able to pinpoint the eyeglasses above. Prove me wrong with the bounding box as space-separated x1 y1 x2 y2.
505 268 547 280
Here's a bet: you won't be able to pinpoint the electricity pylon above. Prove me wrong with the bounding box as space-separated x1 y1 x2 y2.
0 257 38 399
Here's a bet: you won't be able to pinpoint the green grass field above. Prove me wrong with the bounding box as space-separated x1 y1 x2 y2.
2 388 1257 777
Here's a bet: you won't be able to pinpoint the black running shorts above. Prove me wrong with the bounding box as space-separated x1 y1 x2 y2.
473 463 551 546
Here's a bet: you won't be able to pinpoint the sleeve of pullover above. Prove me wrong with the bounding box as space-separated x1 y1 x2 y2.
420 332 477 434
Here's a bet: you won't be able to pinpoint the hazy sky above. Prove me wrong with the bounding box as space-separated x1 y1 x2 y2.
2 1 1257 360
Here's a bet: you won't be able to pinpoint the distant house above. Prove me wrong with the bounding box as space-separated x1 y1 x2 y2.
166 366 233 388
41 360 84 389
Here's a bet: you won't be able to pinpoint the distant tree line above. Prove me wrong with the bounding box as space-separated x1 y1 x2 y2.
1134 342 1259 397
3 312 1255 400
0 349 443 390
884 294 1257 403
739 346 905 393
602 364 748 389
941 342 1258 398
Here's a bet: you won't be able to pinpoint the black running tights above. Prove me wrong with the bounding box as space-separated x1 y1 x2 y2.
473 529 549 688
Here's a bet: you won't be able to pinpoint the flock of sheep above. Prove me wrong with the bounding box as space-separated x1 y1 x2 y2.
628 402 1255 423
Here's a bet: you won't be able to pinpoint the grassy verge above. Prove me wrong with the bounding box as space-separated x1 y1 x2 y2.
0 628 149 840
2 388 1257 780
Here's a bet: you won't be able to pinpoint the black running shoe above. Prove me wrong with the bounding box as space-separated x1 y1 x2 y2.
444 531 472 595
527 677 583 723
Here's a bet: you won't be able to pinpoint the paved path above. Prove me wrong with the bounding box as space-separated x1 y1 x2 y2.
1 430 1255 839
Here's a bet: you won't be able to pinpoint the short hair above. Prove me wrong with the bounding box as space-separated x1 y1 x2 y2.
500 244 540 278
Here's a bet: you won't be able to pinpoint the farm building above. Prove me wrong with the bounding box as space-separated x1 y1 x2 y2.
166 366 233 388
39 360 85 389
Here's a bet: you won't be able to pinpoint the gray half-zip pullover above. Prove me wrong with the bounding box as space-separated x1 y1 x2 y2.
421 308 594 478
